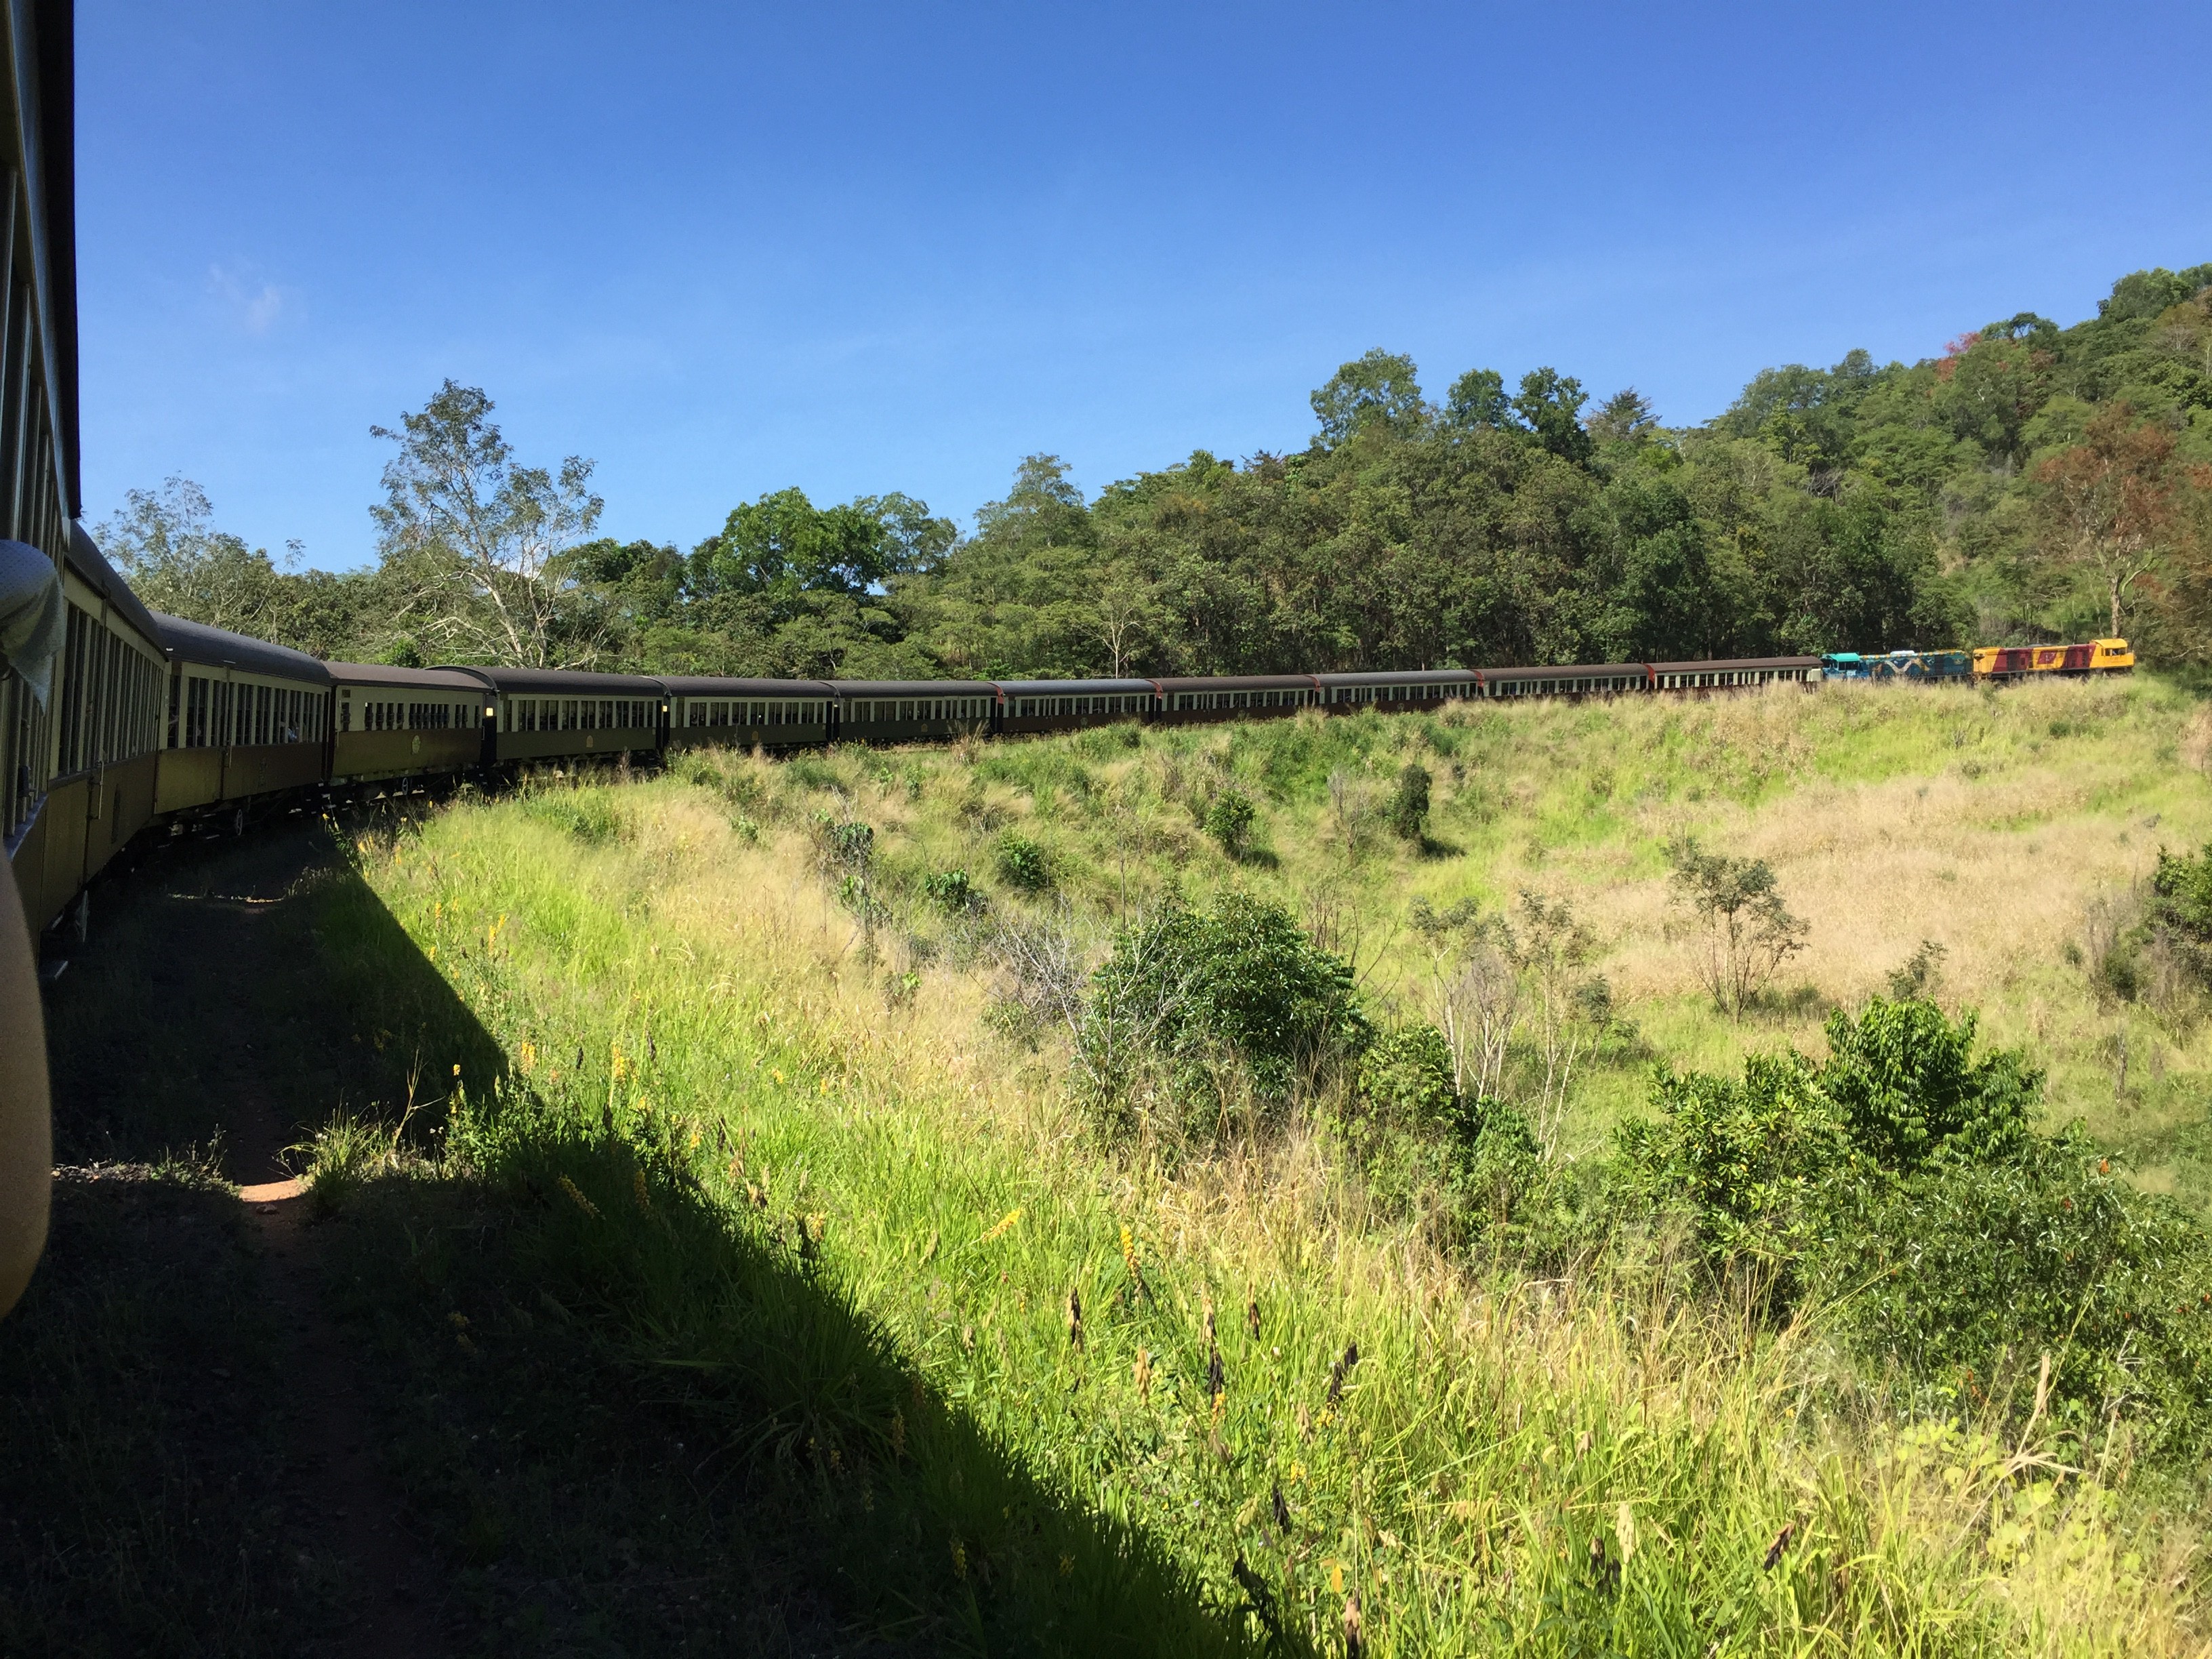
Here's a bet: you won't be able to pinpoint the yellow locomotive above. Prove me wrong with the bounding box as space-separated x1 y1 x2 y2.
1969 638 2134 679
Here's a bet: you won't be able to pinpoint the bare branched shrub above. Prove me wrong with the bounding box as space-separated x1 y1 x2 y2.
1665 836 1807 1017
985 903 1091 1049
1408 893 1607 1149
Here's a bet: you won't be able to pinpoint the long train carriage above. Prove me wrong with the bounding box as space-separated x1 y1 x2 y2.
1155 674 1319 723
663 677 833 750
473 667 665 766
155 614 330 832
1648 656 1822 692
328 661 485 787
1317 669 1481 708
834 680 996 744
1476 662 1647 699
0 5 171 933
993 678 1160 735
10 535 169 931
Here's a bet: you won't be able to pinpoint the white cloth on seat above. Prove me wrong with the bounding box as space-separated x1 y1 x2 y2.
0 539 63 709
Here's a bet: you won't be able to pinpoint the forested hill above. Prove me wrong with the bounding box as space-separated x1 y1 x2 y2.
108 262 2212 678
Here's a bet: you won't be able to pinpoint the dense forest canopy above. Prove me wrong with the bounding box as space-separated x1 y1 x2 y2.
104 261 2212 676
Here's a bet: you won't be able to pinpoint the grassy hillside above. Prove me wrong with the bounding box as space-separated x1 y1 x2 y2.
306 674 2212 1654
678 672 2212 1198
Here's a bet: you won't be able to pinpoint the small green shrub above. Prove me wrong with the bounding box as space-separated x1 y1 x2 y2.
1820 1141 2212 1455
1387 763 1431 842
2150 842 2212 990
1202 789 1257 858
1885 939 1946 999
1078 893 1367 1130
1358 1023 1456 1127
812 815 875 875
994 833 1052 892
921 868 981 912
1615 996 2212 1454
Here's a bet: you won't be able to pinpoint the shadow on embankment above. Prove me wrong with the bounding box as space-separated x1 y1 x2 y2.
15 815 1290 1656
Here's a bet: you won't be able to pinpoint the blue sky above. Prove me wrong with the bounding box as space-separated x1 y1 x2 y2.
76 1 2212 571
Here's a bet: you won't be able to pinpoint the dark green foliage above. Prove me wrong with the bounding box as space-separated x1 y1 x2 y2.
2150 842 2212 988
1447 1100 1549 1244
1201 787 1258 858
1079 894 1366 1128
1819 1140 2212 1456
994 832 1052 892
814 814 874 874
1386 764 1430 842
1343 1024 1557 1252
1357 1023 1456 1126
1311 349 1429 446
1617 1052 1849 1268
921 868 980 912
1616 998 2212 1456
1885 939 1946 1000
1817 999 2039 1170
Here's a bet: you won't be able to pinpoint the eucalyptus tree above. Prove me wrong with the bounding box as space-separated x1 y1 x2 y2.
369 380 606 668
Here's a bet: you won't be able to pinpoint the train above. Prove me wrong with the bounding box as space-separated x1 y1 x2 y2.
1820 641 2135 682
2 590 2140 939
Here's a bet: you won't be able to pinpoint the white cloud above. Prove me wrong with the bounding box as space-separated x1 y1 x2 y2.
205 262 297 335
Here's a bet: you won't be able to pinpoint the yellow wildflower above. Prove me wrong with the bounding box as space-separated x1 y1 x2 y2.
981 1208 1022 1244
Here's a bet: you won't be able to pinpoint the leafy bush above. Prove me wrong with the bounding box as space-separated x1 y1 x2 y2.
1201 788 1257 858
811 813 874 876
1617 1052 1848 1272
1387 763 1431 842
1357 1023 1456 1127
1338 1022 1565 1253
1818 998 2039 1170
994 832 1052 892
1885 939 1946 999
1078 893 1366 1133
921 868 981 912
1818 1141 2212 1455
1447 1099 1550 1246
1616 997 2212 1454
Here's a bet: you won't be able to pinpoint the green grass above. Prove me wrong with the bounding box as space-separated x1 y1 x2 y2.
312 682 2212 1653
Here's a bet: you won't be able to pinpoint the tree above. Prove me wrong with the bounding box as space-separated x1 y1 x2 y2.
97 477 342 651
858 491 958 577
1441 367 1512 432
2034 403 2184 638
369 381 605 667
1090 564 1160 676
1586 388 1658 446
1511 368 1593 464
1311 350 1428 447
689 488 903 600
1666 837 1808 1017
